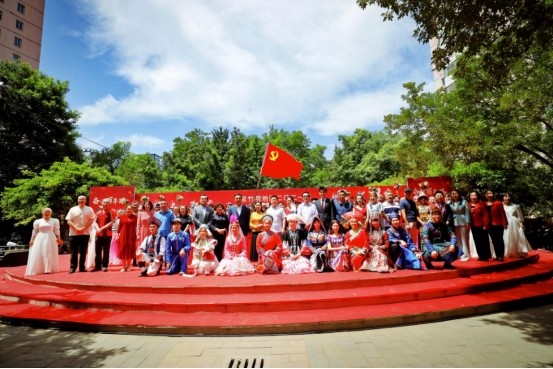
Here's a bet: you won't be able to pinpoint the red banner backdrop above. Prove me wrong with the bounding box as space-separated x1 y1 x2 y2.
406 176 453 199
85 177 451 211
89 186 135 210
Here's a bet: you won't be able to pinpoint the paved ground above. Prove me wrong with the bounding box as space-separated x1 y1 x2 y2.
1 304 552 368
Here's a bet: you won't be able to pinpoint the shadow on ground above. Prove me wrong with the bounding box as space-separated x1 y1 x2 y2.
482 303 553 347
0 323 127 368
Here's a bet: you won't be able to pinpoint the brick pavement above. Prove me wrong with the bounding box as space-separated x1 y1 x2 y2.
1 303 552 368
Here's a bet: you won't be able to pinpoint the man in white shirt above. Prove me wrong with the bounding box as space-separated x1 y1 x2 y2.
265 195 286 238
66 195 96 273
296 191 318 231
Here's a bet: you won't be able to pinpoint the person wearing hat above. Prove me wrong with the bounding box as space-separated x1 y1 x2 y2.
281 213 312 274
421 206 459 269
386 213 422 270
165 218 191 275
344 213 369 271
215 214 256 276
256 214 284 274
361 213 395 273
136 220 166 277
416 194 430 228
191 224 219 275
400 188 420 248
306 216 333 273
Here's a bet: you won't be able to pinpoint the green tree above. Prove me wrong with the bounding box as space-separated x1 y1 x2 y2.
223 128 263 190
0 158 127 228
384 75 553 215
162 129 216 191
357 0 553 77
0 61 82 192
327 129 401 186
89 141 132 174
115 153 164 192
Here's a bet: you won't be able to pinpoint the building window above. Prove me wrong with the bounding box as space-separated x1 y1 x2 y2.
16 19 24 31
0 10 3 21
17 3 25 14
12 54 21 61
14 36 22 47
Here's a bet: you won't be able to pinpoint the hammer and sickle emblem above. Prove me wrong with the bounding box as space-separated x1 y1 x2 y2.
269 150 279 161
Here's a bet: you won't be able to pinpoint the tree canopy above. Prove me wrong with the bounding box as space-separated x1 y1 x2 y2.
0 61 83 192
357 0 553 78
0 158 127 227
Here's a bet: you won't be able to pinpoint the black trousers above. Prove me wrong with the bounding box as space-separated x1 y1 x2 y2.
250 232 260 261
69 235 90 271
95 236 111 269
471 226 491 260
488 225 505 259
388 242 402 265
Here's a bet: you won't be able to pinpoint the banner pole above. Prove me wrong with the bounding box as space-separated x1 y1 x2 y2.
255 143 270 199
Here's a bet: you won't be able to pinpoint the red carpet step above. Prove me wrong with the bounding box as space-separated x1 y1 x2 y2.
0 251 552 335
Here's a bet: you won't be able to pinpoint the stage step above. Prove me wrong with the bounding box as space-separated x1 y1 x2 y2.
1 258 552 314
0 277 551 335
0 251 552 335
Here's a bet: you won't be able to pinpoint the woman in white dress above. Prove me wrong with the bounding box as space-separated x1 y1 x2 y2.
502 193 532 257
85 221 99 269
25 208 61 275
215 215 256 276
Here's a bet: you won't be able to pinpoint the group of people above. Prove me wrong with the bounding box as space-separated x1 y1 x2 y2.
24 187 533 277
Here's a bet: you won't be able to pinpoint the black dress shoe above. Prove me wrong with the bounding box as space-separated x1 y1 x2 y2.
443 263 456 270
498 257 504 262
68 269 76 274
91 268 101 272
102 267 108 272
79 269 87 272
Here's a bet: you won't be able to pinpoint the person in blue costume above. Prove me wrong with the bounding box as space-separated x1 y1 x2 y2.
165 218 191 276
386 214 423 270
421 207 459 270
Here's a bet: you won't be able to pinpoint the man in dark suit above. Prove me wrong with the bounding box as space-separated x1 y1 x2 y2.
314 186 335 231
227 193 251 237
192 194 214 229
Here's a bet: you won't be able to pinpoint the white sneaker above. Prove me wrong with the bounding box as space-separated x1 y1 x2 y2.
459 257 470 262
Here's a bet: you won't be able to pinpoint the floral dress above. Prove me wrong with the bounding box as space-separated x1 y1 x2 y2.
328 233 348 272
282 228 313 274
361 228 394 272
256 231 283 274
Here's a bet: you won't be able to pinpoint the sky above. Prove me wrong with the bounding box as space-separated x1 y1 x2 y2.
39 0 434 158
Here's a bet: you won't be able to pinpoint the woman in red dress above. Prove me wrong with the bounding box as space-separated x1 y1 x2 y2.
117 204 137 272
344 214 369 271
256 215 283 274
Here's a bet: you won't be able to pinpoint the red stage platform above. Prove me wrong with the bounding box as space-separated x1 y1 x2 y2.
1 251 553 335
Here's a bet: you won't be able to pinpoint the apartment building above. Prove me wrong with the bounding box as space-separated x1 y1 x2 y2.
429 37 457 92
0 0 45 69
